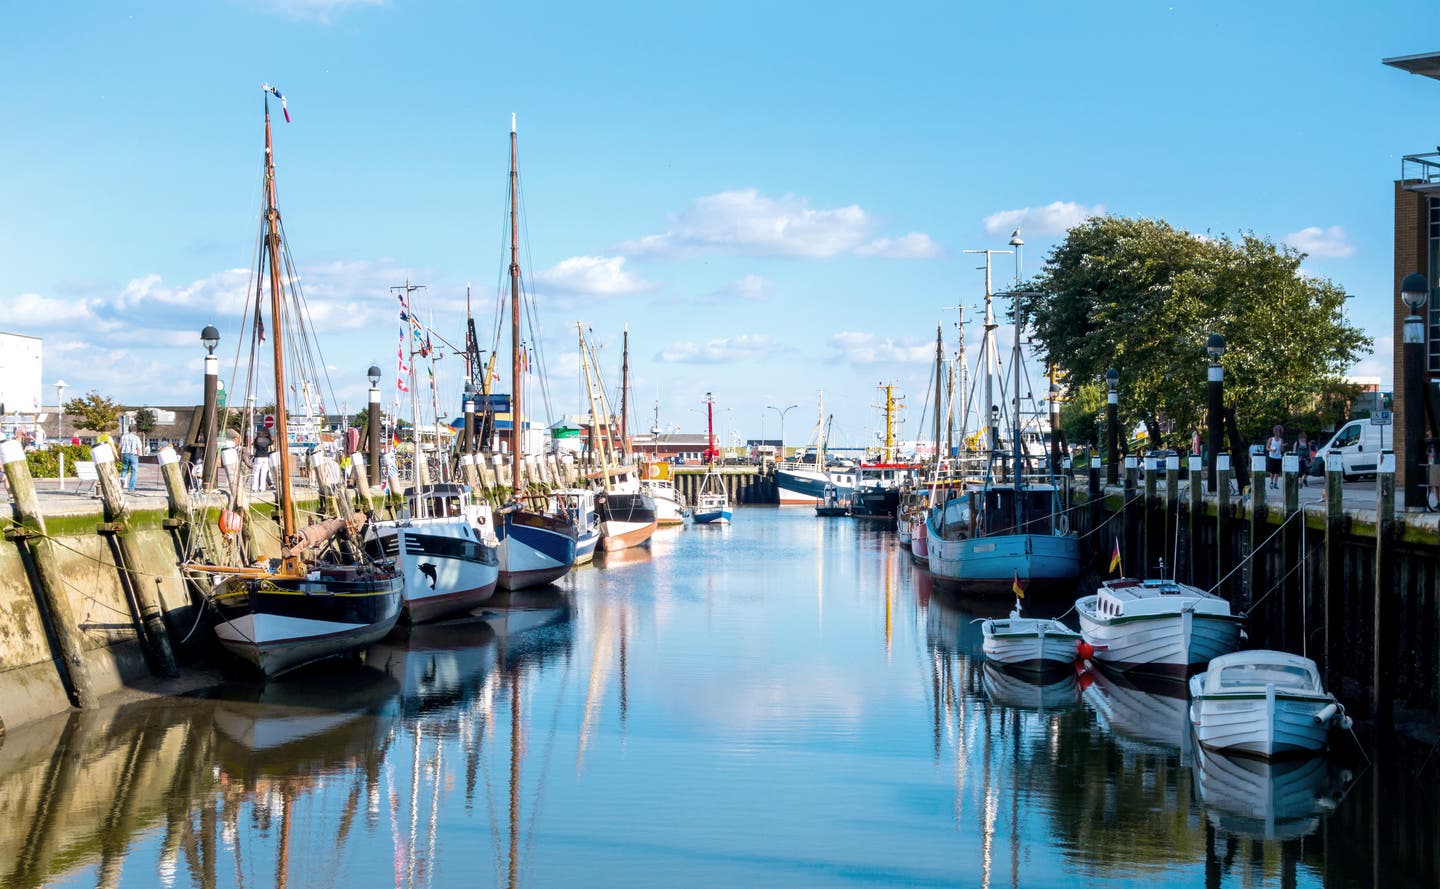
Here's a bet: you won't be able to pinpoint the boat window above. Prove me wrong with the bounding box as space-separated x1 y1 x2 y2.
1216 662 1317 690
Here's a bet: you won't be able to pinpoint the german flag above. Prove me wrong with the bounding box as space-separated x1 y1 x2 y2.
1109 537 1122 576
1012 571 1025 600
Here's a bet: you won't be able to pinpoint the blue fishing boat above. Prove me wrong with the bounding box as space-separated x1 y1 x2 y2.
693 392 732 524
924 244 1080 596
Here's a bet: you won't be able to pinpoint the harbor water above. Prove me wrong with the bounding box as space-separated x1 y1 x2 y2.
0 508 1434 888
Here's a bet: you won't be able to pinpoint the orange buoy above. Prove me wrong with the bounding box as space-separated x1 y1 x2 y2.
218 509 244 537
1075 640 1095 661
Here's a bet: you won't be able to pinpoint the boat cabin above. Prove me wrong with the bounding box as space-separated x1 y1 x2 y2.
1197 651 1323 695
406 483 474 520
1095 578 1234 619
970 485 1061 536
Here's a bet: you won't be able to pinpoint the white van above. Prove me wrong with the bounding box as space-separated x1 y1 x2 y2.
1312 416 1393 480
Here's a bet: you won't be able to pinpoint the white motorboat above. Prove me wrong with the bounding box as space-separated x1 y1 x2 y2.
367 483 501 623
1188 650 1350 759
549 488 601 564
1076 578 1243 676
981 611 1082 670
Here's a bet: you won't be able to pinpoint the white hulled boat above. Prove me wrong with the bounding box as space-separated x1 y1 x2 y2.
549 488 601 563
982 610 1083 671
1188 650 1350 758
1076 578 1243 677
366 483 500 623
692 391 732 525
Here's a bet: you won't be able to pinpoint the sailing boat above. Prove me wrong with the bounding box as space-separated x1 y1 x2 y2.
692 392 732 525
492 115 578 590
924 244 1081 596
577 325 658 551
184 85 403 677
365 282 501 623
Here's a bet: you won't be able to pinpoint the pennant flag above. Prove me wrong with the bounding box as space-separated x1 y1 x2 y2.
397 378 410 394
1109 537 1122 576
261 84 290 123
1012 570 1025 600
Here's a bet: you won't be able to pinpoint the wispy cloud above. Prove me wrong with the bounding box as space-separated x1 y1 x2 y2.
827 331 932 365
854 232 943 259
710 274 773 302
256 0 385 22
657 334 777 364
534 255 653 296
620 189 871 259
1283 225 1355 260
982 201 1104 237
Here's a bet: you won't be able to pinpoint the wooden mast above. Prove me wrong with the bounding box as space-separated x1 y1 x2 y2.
263 93 299 573
508 114 523 501
620 328 630 463
705 392 715 469
933 324 943 475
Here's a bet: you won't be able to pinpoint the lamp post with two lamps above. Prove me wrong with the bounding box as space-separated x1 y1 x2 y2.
1205 334 1226 494
201 325 221 489
767 403 798 462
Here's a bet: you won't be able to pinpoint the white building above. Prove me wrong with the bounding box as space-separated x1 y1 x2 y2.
0 331 43 438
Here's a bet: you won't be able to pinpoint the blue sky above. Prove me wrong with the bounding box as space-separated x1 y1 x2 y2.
1 1 1429 448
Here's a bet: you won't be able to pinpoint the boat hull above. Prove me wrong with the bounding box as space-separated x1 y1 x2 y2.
850 486 899 519
1189 680 1338 758
367 518 499 623
496 510 578 590
981 617 1082 670
645 480 687 525
776 467 849 505
597 492 658 551
1078 599 1243 676
211 568 404 677
693 507 732 524
907 515 929 562
925 525 1082 596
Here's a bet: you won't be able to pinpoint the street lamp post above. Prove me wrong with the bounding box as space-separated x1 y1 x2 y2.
767 403 798 461
463 382 477 457
367 365 382 486
55 379 68 490
1401 273 1429 509
1205 334 1226 494
1105 369 1119 485
200 325 220 489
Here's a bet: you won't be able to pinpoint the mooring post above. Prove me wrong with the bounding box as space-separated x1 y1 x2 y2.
1323 461 1346 694
1281 454 1301 654
0 440 97 708
312 453 354 521
1373 454 1396 730
1216 454 1231 600
1188 456 1203 585
1164 454 1179 574
157 446 191 520
1143 455 1161 575
1123 456 1140 571
1247 453 1268 627
92 443 179 678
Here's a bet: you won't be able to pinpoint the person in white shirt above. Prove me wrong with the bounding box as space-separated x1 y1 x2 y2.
1265 424 1285 490
119 430 143 491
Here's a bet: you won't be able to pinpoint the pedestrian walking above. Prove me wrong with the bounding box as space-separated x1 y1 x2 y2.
252 429 273 492
1293 431 1314 487
119 428 143 491
1265 424 1285 489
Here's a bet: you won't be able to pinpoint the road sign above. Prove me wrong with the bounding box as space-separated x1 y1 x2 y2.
263 414 276 429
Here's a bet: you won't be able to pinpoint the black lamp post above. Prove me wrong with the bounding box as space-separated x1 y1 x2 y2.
1206 334 1226 494
201 325 221 488
463 382 477 456
367 365 382 486
1401 273 1429 509
1105 368 1119 484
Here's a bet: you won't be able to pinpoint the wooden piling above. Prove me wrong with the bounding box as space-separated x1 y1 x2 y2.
1374 454 1396 729
349 451 374 512
92 443 179 678
1247 454 1267 621
1164 455 1179 575
1143 456 1160 574
1324 463 1346 691
1123 456 1140 572
312 453 354 521
1187 456 1203 585
0 440 97 709
1280 455 1301 654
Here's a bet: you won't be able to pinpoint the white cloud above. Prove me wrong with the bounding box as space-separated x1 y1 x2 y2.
8 292 96 326
854 232 943 259
828 331 932 365
257 0 384 22
1283 225 1355 260
534 255 653 296
715 274 773 302
620 189 871 259
982 201 1104 237
657 334 776 364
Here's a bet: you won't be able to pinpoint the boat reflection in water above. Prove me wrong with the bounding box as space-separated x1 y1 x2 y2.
981 661 1084 713
1191 744 1352 841
1082 663 1193 761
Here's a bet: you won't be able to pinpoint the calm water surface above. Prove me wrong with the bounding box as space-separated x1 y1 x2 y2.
2 508 1434 888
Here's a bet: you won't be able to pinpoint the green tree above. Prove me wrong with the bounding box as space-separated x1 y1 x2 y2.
133 407 157 438
1058 382 1105 448
64 391 123 434
1018 216 1371 447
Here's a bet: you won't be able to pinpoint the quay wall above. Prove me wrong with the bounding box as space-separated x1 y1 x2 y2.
672 466 777 505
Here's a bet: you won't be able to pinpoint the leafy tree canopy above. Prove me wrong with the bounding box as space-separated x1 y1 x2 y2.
133 407 157 436
1019 216 1371 446
63 391 122 434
